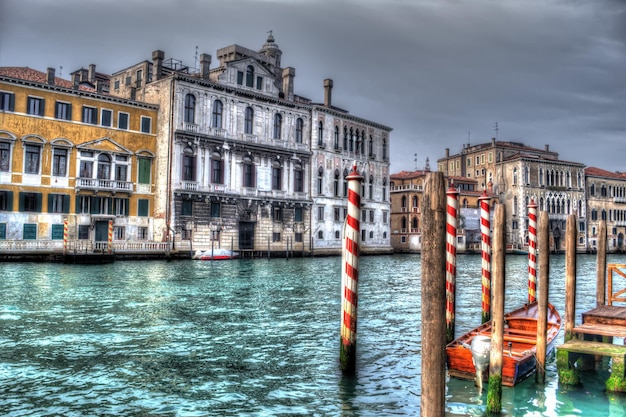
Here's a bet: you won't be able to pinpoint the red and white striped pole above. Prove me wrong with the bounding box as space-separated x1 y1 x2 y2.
446 183 459 343
108 220 113 254
479 191 492 323
63 218 68 254
340 164 363 374
528 199 538 304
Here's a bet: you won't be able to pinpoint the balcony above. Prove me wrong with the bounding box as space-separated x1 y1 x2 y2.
182 181 198 191
183 122 199 133
76 178 133 193
614 197 626 204
391 184 423 192
211 128 227 138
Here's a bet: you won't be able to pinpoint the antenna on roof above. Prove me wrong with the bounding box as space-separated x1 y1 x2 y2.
194 46 198 73
414 153 418 170
494 122 499 140
59 66 63 77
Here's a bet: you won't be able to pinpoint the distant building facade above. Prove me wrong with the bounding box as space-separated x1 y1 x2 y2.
584 167 626 252
0 67 159 250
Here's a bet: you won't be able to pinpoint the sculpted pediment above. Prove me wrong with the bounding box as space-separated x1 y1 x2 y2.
77 137 132 154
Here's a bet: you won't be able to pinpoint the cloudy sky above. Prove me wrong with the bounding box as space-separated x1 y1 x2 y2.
1 0 624 174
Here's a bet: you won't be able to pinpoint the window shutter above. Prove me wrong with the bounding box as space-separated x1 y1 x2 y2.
39 99 45 116
47 194 54 213
91 197 99 214
63 194 70 214
9 94 15 111
35 193 42 212
124 198 129 216
6 191 13 211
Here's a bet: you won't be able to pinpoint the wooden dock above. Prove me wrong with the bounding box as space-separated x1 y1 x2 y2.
556 261 626 393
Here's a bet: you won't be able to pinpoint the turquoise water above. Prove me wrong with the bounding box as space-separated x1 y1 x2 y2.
0 254 624 416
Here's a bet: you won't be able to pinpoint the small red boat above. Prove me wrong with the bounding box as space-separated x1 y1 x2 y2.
193 249 239 260
446 302 562 387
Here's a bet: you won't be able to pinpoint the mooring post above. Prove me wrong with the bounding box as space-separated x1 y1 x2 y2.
339 164 363 374
597 220 607 307
420 172 447 416
528 199 538 304
565 214 577 343
479 191 492 323
211 238 215 261
230 236 234 259
63 218 68 255
267 236 271 260
536 211 550 383
446 183 459 343
107 219 113 253
487 203 505 414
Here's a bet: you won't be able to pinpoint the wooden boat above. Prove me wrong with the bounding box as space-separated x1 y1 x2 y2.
446 302 562 387
192 249 239 260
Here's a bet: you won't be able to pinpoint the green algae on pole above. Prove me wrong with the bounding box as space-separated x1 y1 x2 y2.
420 172 447 417
339 164 363 374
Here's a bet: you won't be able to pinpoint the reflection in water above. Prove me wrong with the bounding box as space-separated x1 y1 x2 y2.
0 254 625 416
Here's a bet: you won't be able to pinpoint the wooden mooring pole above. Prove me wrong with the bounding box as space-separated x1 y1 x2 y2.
536 211 550 383
487 203 505 415
339 164 363 374
596 220 607 307
479 191 492 323
565 214 577 343
528 199 538 303
420 172 447 416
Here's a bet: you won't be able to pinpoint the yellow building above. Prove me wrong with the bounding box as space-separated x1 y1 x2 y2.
0 67 159 251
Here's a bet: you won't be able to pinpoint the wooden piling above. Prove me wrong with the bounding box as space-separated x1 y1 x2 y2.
479 191 492 323
565 214 577 343
446 184 459 343
597 220 607 307
420 172 447 417
527 199 538 303
487 203 505 414
340 165 363 374
536 211 550 383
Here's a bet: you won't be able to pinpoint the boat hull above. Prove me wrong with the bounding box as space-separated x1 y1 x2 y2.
446 302 562 387
193 249 239 260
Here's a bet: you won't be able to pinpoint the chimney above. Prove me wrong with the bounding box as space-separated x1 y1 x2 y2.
282 67 295 101
445 148 450 158
324 78 333 107
491 137 496 146
72 73 80 89
88 64 96 83
46 67 55 85
545 144 549 152
152 50 164 81
200 53 211 79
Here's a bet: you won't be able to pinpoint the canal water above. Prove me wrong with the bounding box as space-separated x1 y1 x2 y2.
0 254 625 416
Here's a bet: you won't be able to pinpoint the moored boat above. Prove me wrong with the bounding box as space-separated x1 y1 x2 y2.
446 302 562 387
192 249 239 260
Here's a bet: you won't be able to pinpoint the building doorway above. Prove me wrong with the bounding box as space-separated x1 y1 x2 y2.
239 222 255 250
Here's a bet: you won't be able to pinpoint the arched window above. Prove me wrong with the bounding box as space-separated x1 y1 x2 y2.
317 166 324 195
401 216 407 230
294 163 304 192
97 154 111 180
184 94 195 123
295 118 303 143
602 209 607 220
343 127 348 150
244 107 254 134
412 217 418 230
382 138 387 159
513 167 518 185
412 195 418 209
274 113 282 139
318 121 323 146
318 230 324 239
272 159 282 190
401 195 407 209
246 65 254 88
335 230 340 239
334 126 339 149
242 155 255 188
369 135 373 157
211 151 223 184
349 128 354 152
182 147 195 181
361 130 366 155
539 168 543 185
334 169 340 197
212 100 223 129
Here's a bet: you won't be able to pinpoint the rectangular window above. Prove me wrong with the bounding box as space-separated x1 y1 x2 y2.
24 145 40 174
78 225 90 240
23 223 37 240
138 199 149 217
272 166 282 190
211 203 221 218
138 227 148 240
114 226 125 240
51 224 64 240
256 76 262 90
55 102 72 120
0 190 13 211
272 232 281 242
334 207 340 222
361 229 366 241
211 159 223 184
48 194 69 213
82 106 97 124
273 206 283 222
294 170 304 192
115 164 127 182
295 232 303 243
579 221 585 232
141 116 152 133
125 75 132 86
114 80 120 90
0 223 6 239
27 97 44 116
317 206 324 221
0 91 15 111
138 158 152 184
383 211 388 223
80 160 93 178
243 163 255 188
295 207 303 222
0 141 11 171
77 196 90 214
52 148 68 177
237 71 244 85
118 112 129 130
369 210 374 223
101 109 112 127
114 198 129 216
181 199 193 216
